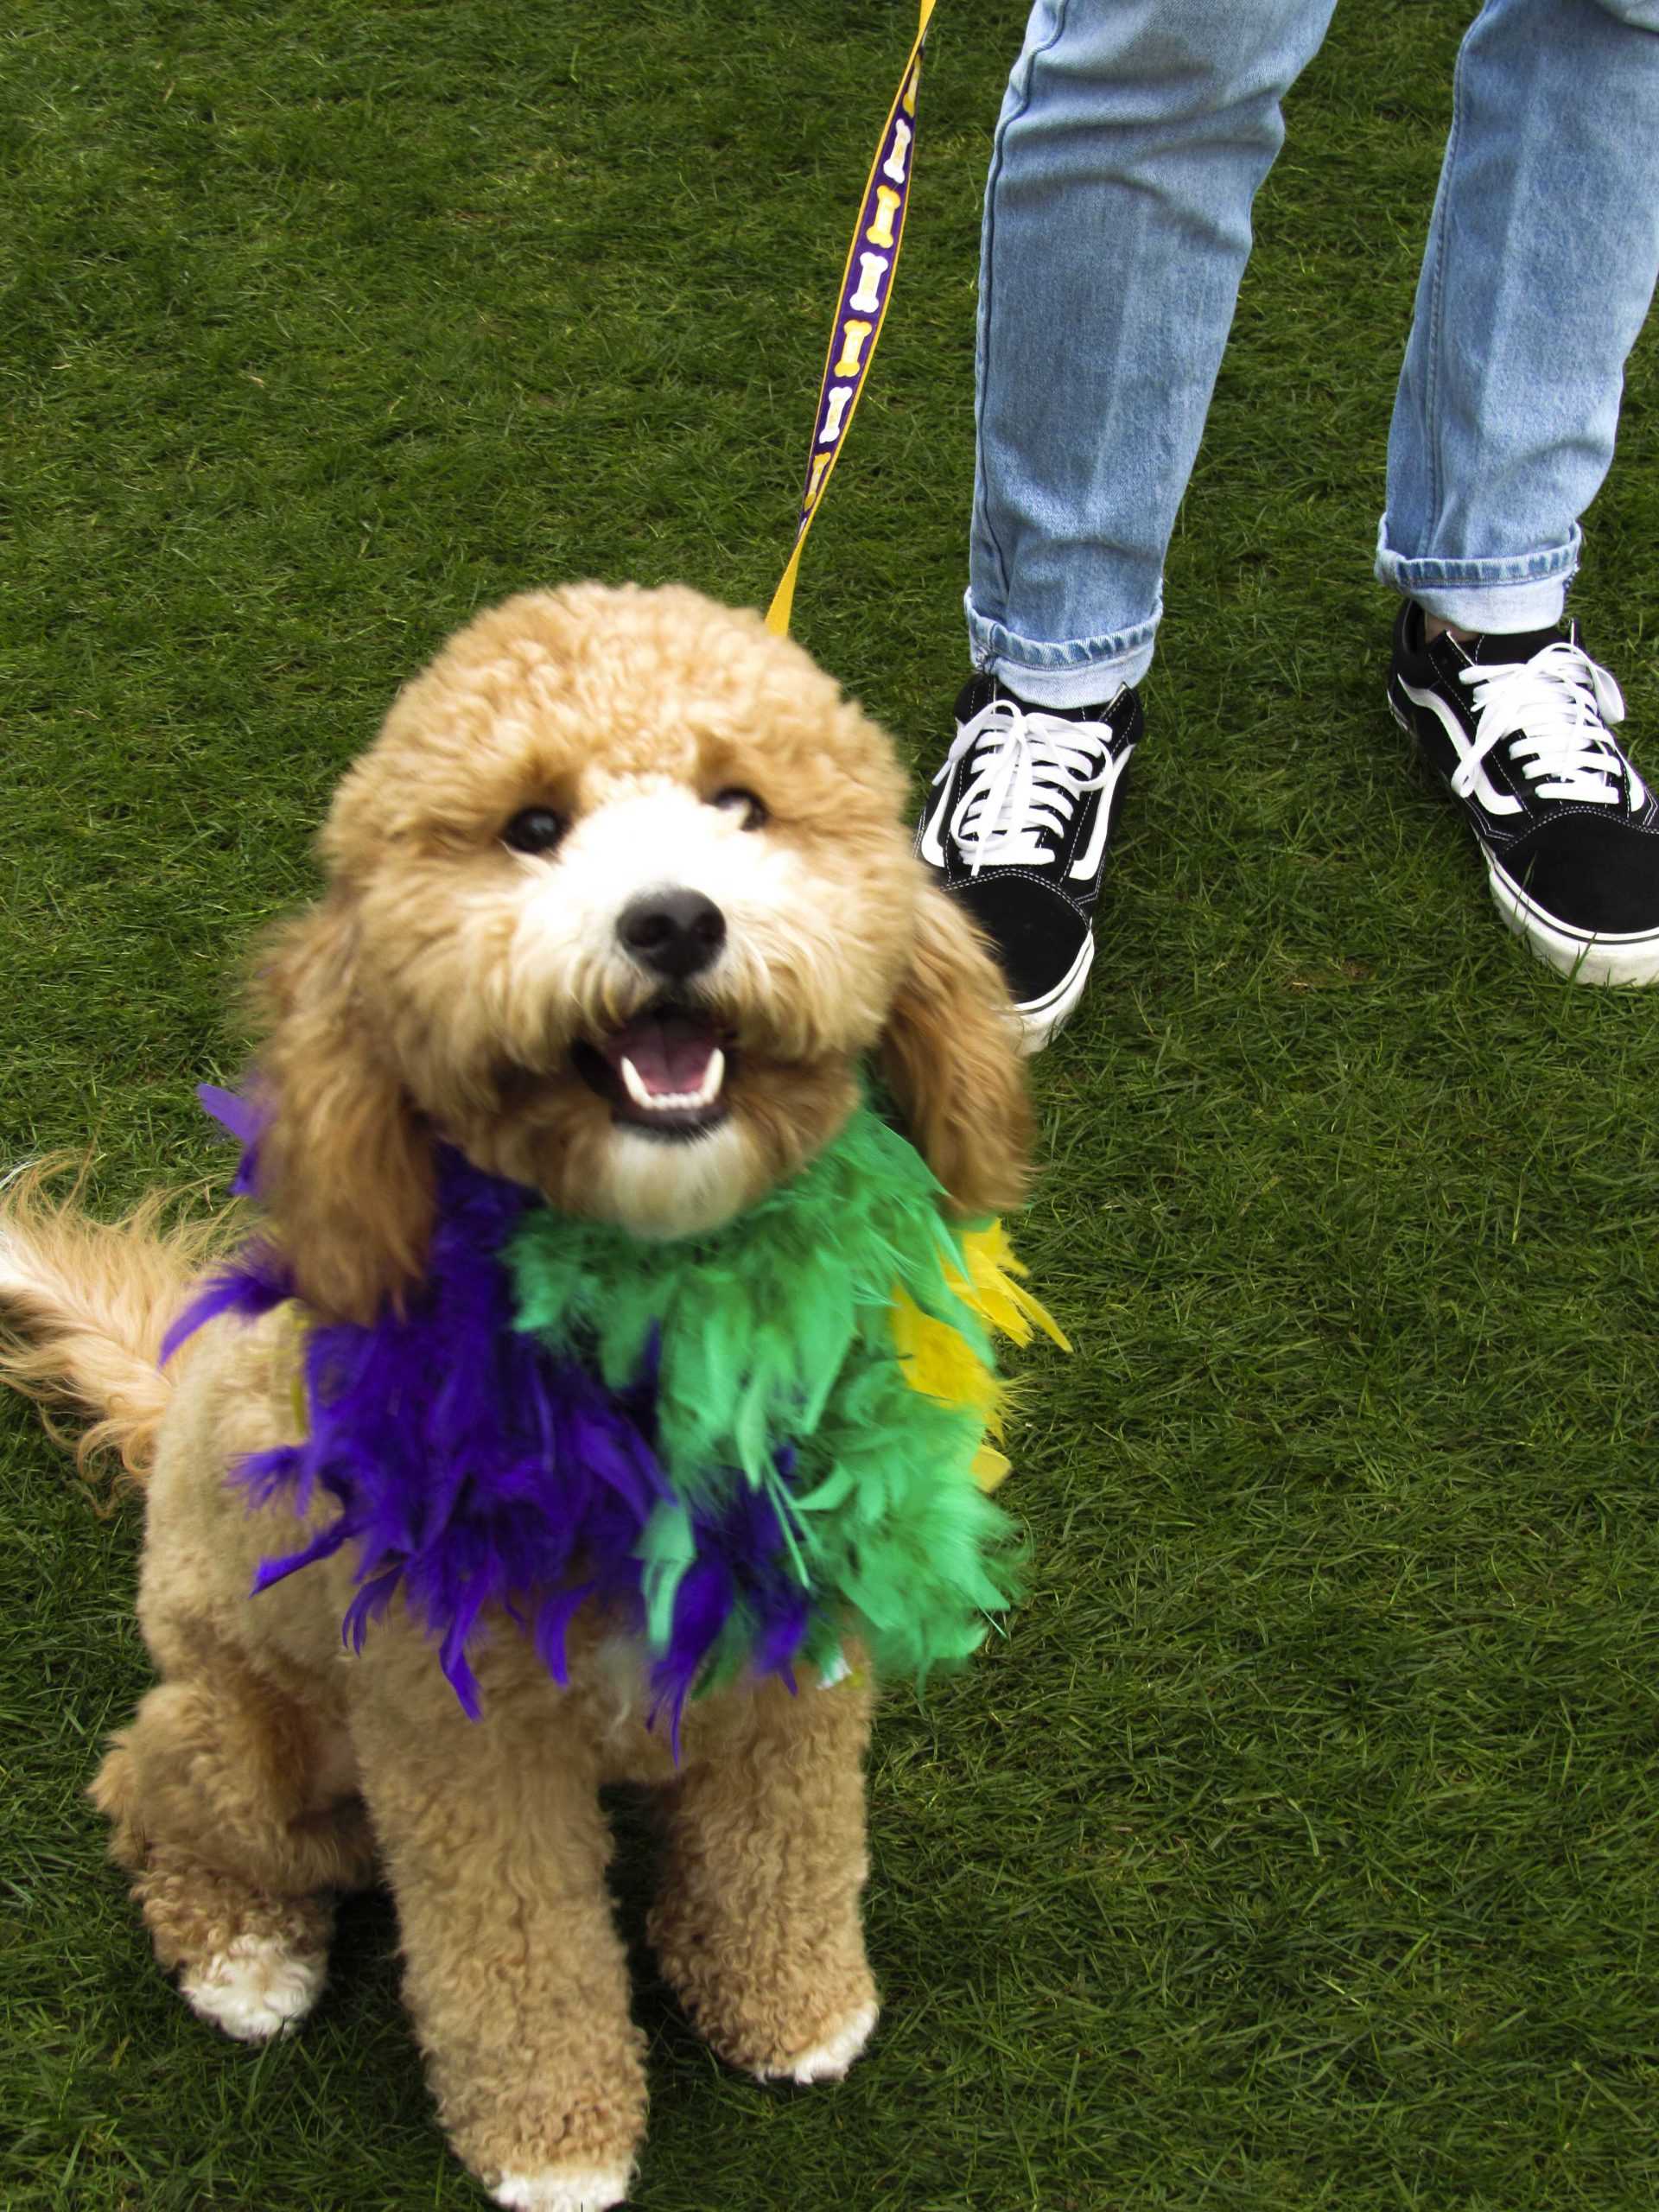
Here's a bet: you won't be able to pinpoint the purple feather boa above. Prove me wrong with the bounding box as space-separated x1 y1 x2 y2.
165 1104 818 1741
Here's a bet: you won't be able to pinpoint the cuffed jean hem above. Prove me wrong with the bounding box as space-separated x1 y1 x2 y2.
965 590 1160 704
1374 516 1580 633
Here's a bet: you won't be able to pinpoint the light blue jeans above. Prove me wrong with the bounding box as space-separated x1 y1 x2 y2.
969 0 1659 704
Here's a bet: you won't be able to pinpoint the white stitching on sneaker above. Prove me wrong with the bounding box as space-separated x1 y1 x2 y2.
1454 640 1642 811
932 700 1116 876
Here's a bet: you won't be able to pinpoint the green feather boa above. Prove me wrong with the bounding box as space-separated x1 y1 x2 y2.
507 1102 1024 1689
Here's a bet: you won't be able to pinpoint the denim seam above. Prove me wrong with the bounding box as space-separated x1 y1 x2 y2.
972 0 1072 643
1422 35 1466 537
966 601 1160 668
1381 537 1580 586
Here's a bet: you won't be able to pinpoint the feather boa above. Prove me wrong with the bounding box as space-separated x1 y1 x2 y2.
166 1090 1064 1744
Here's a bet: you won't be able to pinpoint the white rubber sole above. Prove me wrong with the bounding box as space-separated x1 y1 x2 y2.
1013 931 1095 1054
1485 854 1659 985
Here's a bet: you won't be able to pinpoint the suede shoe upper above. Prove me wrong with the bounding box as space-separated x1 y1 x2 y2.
915 675 1141 1020
1389 602 1659 963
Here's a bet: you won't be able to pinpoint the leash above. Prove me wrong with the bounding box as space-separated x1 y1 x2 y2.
765 0 936 638
756 4 1071 1443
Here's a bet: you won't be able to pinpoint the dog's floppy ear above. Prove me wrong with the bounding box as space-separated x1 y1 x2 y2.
252 895 435 1325
878 881 1033 1216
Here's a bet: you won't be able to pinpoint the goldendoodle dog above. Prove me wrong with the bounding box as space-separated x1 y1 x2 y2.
0 583 1036 2211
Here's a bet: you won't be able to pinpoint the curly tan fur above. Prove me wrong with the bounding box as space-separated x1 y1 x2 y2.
251 898 436 1324
878 886 1033 1217
648 1671 879 2075
0 585 1035 2209
0 1158 233 1485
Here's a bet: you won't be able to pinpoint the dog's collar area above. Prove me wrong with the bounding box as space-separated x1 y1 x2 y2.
573 1003 734 1138
176 1086 1061 1743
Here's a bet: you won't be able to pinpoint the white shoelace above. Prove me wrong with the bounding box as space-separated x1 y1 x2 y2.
1456 639 1642 812
934 698 1114 875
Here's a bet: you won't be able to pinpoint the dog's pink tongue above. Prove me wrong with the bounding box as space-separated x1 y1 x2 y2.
601 1013 718 1096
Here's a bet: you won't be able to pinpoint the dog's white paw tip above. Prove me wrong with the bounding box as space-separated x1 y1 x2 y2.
178 1932 325 2044
774 2000 880 2085
492 2165 633 2211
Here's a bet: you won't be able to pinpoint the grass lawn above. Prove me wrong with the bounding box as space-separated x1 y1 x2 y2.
6 2 1659 2206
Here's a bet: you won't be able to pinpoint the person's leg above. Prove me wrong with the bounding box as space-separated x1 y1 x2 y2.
921 0 1336 1049
1382 0 1659 985
1377 0 1659 631
970 0 1338 706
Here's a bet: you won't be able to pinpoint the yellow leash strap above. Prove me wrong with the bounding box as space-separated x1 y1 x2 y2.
761 2 1073 1474
765 0 937 638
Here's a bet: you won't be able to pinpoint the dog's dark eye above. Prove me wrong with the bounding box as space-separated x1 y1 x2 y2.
502 807 565 855
710 787 767 830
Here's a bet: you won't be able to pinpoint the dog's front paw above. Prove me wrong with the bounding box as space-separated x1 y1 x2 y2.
755 1998 879 2086
178 1930 327 2043
492 2165 633 2212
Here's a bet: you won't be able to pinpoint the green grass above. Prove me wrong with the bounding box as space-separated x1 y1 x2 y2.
6 2 1659 2206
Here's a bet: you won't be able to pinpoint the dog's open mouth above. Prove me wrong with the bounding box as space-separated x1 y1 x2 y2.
572 1003 734 1139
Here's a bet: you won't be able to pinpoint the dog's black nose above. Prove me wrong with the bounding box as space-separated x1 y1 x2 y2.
617 888 727 979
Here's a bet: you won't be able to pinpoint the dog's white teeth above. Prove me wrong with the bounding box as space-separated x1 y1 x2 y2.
695 1046 726 1109
619 1054 655 1110
618 1047 726 1116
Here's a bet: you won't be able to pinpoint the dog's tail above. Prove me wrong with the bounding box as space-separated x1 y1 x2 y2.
0 1159 231 1487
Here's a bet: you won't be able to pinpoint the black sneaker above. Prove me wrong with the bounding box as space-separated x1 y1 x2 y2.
915 674 1141 1050
1389 602 1659 984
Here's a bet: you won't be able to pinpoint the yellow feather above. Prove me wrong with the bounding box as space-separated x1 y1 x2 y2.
889 1286 1000 1417
972 1442 1012 1492
888 1219 1069 1491
951 1221 1072 1350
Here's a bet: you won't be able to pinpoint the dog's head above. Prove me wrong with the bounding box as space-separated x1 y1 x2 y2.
251 584 1032 1321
